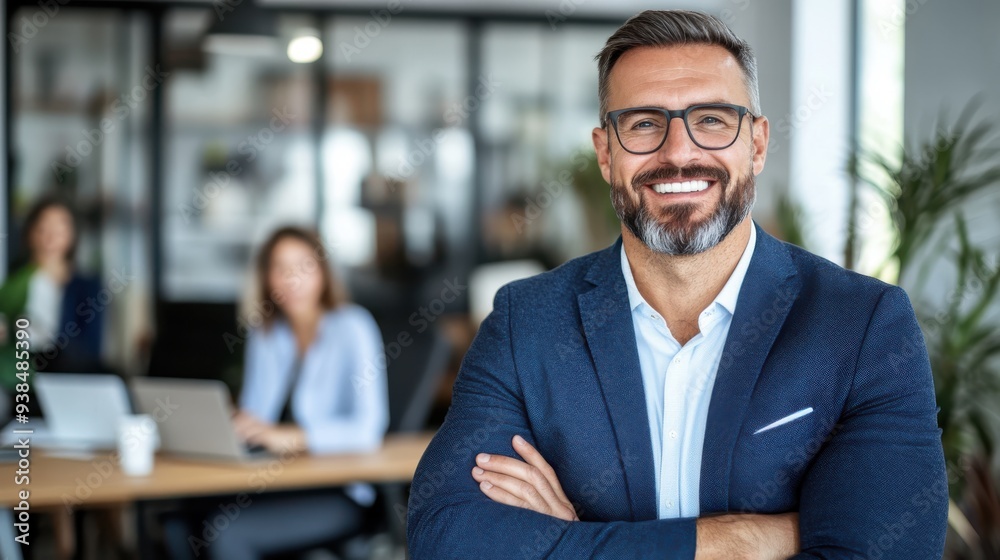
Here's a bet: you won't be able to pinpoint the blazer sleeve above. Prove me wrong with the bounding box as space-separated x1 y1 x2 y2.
300 307 389 454
792 286 948 559
407 284 698 560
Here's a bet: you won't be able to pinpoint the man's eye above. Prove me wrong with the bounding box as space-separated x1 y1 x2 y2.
631 120 660 130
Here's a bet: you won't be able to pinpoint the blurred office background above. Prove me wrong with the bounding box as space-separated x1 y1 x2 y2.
2 0 1000 558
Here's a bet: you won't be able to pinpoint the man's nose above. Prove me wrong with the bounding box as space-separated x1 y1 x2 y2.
654 117 702 167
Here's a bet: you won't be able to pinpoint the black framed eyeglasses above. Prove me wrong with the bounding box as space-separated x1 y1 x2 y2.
604 103 757 154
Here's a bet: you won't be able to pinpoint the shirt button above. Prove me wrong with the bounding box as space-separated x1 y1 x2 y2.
666 500 674 508
669 430 678 439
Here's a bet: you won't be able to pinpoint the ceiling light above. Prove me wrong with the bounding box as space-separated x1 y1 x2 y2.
287 33 323 63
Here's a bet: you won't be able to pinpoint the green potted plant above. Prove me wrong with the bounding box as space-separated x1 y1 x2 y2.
848 102 1000 558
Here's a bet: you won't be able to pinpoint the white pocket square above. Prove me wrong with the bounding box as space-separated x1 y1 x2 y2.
753 407 814 435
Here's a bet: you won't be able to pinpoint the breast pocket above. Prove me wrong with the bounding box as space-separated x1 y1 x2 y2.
753 407 814 436
732 407 827 513
739 406 825 469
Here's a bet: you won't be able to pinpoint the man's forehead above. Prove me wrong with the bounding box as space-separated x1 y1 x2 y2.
607 44 744 102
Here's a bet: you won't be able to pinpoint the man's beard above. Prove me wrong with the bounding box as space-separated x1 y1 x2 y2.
610 164 756 255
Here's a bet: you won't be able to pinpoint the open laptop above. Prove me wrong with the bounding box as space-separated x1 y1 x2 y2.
29 373 133 451
129 377 270 461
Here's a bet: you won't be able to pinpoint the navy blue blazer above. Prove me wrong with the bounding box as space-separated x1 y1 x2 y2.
408 222 948 559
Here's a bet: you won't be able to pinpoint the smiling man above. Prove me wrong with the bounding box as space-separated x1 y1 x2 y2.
407 10 948 560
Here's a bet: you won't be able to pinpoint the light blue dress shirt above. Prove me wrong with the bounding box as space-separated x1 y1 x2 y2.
239 303 389 455
620 224 756 519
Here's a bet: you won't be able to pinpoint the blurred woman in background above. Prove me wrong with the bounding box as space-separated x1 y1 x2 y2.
165 226 389 560
0 196 107 560
232 226 387 456
0 196 104 387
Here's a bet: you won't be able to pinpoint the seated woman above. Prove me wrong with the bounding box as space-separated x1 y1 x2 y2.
165 226 389 560
0 196 106 560
232 226 388 456
0 196 104 385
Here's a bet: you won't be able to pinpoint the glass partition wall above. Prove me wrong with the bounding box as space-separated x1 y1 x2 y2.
162 9 319 301
8 7 153 371
5 1 622 375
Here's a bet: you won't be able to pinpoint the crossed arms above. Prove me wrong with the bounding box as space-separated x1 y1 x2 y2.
471 434 799 559
407 285 948 559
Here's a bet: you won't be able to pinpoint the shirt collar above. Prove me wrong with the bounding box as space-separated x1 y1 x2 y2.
620 222 757 316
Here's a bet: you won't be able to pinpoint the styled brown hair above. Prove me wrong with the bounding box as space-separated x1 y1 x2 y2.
595 10 761 124
254 226 347 328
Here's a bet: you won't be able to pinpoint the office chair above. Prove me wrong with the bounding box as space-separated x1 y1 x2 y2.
386 325 451 433
269 324 451 560
374 323 451 552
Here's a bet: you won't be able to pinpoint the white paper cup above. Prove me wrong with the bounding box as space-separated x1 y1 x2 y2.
118 414 156 476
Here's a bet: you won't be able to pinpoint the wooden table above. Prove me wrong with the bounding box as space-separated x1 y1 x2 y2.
0 432 434 559
1 431 434 507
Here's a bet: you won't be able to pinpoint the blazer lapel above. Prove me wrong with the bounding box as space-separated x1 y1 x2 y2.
578 238 658 521
699 223 802 512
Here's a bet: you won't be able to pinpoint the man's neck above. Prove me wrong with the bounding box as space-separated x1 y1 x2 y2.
622 218 752 343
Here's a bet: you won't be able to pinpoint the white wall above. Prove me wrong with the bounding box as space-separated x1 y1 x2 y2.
727 0 795 233
788 0 854 264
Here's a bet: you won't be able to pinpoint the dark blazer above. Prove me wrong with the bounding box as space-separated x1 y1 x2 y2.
408 222 948 559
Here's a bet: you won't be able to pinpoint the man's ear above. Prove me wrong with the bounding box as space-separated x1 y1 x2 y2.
751 115 770 176
592 126 613 184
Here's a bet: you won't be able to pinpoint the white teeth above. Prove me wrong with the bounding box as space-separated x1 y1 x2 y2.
651 180 710 194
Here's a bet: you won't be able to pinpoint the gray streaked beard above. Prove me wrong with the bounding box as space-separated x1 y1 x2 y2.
610 169 755 255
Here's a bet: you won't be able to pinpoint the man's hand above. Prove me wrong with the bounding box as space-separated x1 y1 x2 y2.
470 436 798 558
695 512 799 560
472 435 579 522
